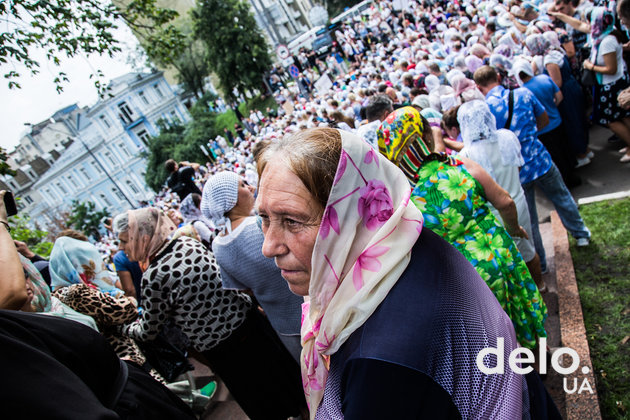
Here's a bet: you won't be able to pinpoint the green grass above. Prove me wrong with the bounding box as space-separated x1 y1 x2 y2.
215 94 278 133
569 197 630 420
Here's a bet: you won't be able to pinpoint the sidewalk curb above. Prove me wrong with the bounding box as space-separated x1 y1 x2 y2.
551 211 602 420
577 190 630 205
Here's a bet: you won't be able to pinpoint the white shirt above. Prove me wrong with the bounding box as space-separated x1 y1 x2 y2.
595 35 626 85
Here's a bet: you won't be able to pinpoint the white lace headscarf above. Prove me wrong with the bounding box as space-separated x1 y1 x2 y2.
200 170 240 234
457 100 524 180
511 58 535 86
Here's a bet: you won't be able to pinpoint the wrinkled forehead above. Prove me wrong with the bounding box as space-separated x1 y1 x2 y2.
255 160 318 217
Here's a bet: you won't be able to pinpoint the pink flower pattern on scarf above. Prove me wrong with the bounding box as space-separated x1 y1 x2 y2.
300 131 424 418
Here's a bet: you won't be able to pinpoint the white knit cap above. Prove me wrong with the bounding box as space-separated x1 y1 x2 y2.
200 170 240 233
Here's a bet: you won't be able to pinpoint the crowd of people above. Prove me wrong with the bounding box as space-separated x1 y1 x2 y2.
2 0 630 418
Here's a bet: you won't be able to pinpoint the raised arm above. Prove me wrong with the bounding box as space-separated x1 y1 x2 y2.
0 191 28 310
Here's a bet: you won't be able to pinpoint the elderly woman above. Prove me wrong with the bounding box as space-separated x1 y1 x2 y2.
200 171 304 362
377 107 547 350
255 127 556 418
113 207 305 420
457 100 544 291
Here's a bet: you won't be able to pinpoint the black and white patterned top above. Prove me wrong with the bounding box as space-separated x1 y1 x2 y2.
122 237 252 352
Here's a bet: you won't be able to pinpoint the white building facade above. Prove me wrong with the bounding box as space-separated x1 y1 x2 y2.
20 71 190 227
249 0 318 45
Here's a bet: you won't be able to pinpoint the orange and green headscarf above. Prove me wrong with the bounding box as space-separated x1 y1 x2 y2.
377 106 454 183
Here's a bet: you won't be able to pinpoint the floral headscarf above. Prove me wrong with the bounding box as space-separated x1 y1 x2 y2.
525 33 550 56
126 207 177 270
377 107 456 184
301 130 424 416
20 254 51 312
590 7 616 48
50 236 122 296
179 195 200 223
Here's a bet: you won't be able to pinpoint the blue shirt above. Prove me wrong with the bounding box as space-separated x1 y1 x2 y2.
523 75 561 135
485 85 553 184
113 250 143 303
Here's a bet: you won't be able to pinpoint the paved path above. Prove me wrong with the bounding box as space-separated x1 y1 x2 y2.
535 124 630 221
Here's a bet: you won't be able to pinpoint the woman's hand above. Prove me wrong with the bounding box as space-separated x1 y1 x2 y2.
583 60 594 71
507 225 529 239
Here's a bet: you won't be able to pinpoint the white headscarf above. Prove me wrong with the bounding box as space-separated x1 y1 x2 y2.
511 58 535 86
200 171 240 234
457 100 524 180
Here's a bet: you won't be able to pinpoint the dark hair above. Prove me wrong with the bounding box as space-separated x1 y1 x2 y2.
473 65 499 87
256 128 342 211
365 95 394 121
442 105 461 131
191 193 202 208
428 62 441 73
619 0 630 22
164 159 177 173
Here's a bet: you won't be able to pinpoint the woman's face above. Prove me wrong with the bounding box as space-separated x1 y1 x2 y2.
256 160 322 296
118 231 129 254
234 178 256 214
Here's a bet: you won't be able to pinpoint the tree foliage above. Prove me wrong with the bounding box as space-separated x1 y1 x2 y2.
0 147 16 176
143 92 219 192
193 0 272 101
143 120 183 192
67 200 109 240
325 0 363 19
8 213 53 258
138 14 209 100
1 0 184 93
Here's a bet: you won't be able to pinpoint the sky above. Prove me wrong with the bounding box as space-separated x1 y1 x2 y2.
0 25 141 152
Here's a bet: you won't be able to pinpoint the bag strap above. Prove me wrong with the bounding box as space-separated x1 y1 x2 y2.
104 358 129 409
504 89 515 130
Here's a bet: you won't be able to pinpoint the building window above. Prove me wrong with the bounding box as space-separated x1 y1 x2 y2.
153 83 164 99
79 167 91 180
24 196 34 204
90 160 103 174
67 175 76 186
118 101 135 125
126 180 139 194
136 129 151 145
99 115 111 128
100 193 112 207
28 170 36 178
138 91 149 105
113 187 125 201
104 151 118 168
8 180 17 189
118 142 131 158
56 182 67 194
